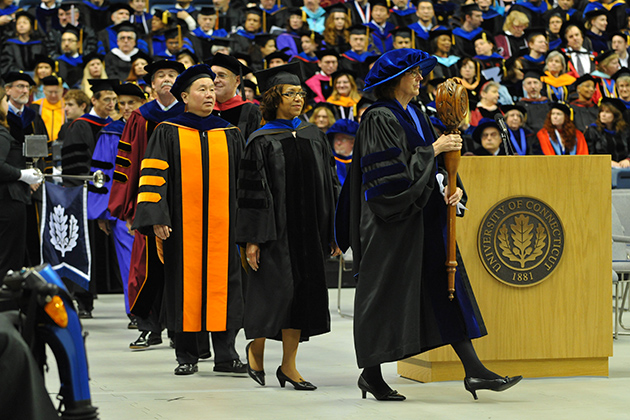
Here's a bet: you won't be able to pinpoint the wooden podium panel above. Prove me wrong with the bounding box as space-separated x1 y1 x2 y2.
398 156 613 382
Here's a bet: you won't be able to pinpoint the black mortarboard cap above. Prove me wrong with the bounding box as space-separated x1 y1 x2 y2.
315 49 339 60
112 21 138 35
130 50 153 65
82 52 104 68
41 75 63 86
500 104 527 116
33 55 56 70
88 78 119 93
584 7 607 21
595 50 616 65
330 69 357 82
600 97 627 114
391 26 412 39
573 73 596 86
3 71 36 86
62 24 81 39
254 33 276 47
461 3 481 15
208 37 234 49
323 3 349 16
231 52 252 67
265 49 291 64
522 67 545 80
209 53 252 76
59 0 81 11
473 30 495 44
199 5 217 15
254 61 304 94
549 101 572 117
245 6 263 17
170 63 216 101
288 7 304 17
368 0 392 10
612 67 630 81
114 82 147 99
153 9 174 26
243 79 257 91
142 59 186 84
348 23 369 36
109 3 133 15
177 48 200 65
524 27 548 42
428 28 452 41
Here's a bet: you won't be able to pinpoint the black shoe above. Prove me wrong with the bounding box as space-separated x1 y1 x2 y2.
245 342 265 386
78 309 92 319
276 366 317 391
129 331 163 349
214 359 247 373
464 375 523 400
174 363 198 375
127 315 138 329
358 375 405 401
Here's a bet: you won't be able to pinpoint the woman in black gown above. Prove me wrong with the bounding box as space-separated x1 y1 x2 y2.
339 48 522 401
236 62 341 391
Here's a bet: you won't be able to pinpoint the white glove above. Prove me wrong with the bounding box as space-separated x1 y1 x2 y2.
19 168 43 185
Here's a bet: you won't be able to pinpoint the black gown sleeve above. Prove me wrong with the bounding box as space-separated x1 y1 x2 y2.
235 136 277 245
356 108 436 223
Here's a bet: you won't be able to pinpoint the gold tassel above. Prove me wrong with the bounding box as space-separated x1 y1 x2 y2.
412 32 415 49
145 0 149 13
386 0 391 8
177 25 182 50
57 76 62 86
55 60 58 73
163 10 170 25
263 11 266 32
215 11 219 30
452 34 455 44
482 32 487 41
311 31 314 41
277 0 280 6
34 19 37 32
79 28 83 55
302 10 307 23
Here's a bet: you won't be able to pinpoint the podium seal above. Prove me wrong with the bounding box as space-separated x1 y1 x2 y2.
477 196 565 287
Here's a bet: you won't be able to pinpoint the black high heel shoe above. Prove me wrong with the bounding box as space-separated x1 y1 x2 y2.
464 375 523 400
245 342 265 386
358 375 406 401
276 366 317 390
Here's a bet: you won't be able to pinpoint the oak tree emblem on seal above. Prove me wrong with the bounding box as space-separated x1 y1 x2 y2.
478 197 564 287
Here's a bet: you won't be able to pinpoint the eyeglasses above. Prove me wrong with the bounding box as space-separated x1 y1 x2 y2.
406 68 422 78
281 91 307 99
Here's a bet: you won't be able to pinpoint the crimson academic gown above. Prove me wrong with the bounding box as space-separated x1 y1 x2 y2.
108 101 185 317
132 113 244 333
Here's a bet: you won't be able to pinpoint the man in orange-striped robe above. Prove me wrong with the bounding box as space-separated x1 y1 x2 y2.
132 64 245 375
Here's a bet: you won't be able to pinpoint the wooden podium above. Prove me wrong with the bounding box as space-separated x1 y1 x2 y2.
398 156 613 382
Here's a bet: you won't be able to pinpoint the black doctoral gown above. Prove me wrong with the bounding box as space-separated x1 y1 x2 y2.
235 121 339 341
212 100 261 141
344 104 486 368
132 115 245 334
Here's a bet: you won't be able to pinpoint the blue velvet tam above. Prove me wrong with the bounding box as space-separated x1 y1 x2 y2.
363 49 437 93
472 118 500 144
326 119 360 142
170 64 216 102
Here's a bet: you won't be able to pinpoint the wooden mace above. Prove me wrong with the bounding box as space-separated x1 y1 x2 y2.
435 78 469 300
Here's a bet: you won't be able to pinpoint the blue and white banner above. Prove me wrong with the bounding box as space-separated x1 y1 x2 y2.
40 182 91 290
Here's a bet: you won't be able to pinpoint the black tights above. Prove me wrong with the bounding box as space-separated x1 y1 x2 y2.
362 339 500 393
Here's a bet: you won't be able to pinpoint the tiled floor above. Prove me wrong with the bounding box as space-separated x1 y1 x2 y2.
45 289 630 420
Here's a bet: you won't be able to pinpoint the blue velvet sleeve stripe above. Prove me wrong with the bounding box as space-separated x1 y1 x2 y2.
365 178 411 201
362 162 406 185
360 147 402 168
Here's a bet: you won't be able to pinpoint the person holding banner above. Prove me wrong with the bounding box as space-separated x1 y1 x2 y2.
0 86 42 280
88 83 147 326
132 64 245 376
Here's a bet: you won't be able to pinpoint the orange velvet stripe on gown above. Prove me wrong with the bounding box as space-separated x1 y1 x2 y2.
178 126 230 332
